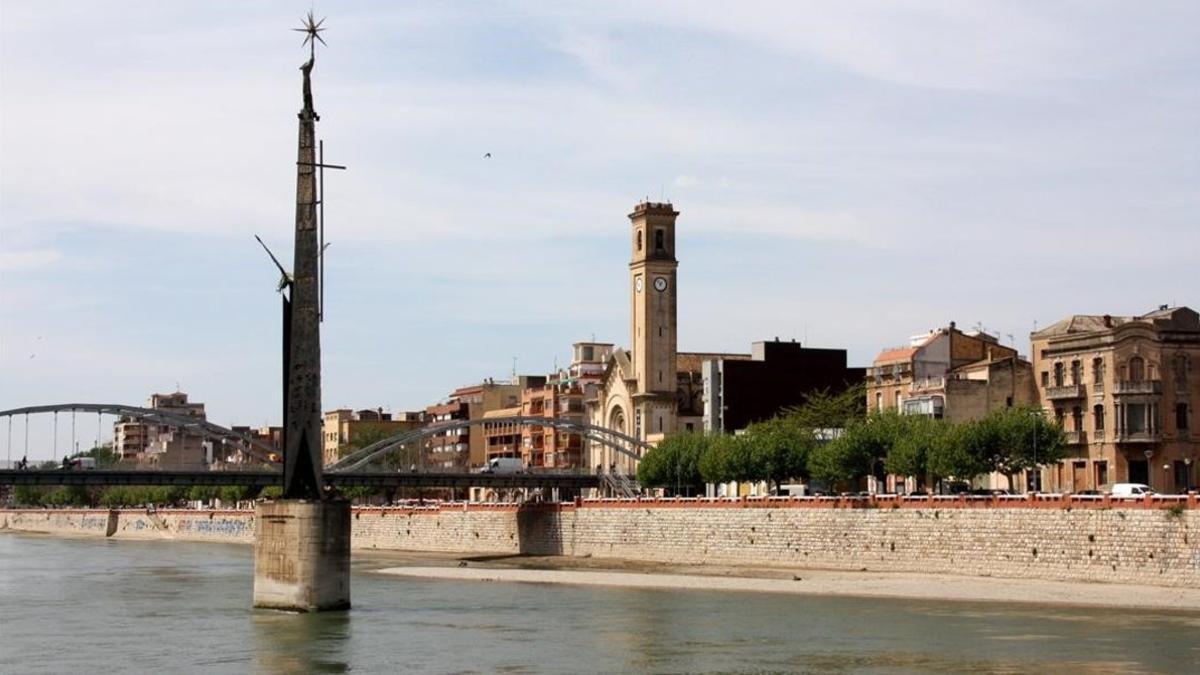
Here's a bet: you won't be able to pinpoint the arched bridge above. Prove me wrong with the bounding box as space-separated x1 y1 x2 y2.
0 403 279 465
329 415 654 472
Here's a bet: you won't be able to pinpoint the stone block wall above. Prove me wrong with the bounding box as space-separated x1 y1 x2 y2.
4 502 1197 587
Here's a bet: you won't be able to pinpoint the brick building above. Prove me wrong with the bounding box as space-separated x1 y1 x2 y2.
866 323 1030 422
426 376 546 470
1031 305 1199 493
113 391 210 467
321 408 425 467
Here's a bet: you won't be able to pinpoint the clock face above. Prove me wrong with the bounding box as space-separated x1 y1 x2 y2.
654 277 668 292
635 276 643 292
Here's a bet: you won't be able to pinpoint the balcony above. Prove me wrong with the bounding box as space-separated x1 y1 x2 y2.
1045 384 1086 400
1115 430 1161 443
1114 380 1162 396
1063 430 1086 445
909 377 945 393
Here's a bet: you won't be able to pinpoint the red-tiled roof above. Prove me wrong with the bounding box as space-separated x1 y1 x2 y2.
873 347 916 365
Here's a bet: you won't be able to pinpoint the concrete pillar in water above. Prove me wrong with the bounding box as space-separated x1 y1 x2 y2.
253 499 351 612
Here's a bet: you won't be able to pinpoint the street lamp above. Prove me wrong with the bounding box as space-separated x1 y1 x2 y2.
1185 456 1194 493
1163 463 1172 494
1143 449 1154 488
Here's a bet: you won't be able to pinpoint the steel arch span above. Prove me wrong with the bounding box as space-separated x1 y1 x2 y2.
0 403 280 465
328 415 653 473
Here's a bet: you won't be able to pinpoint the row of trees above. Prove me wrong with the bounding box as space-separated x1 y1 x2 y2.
638 389 1067 493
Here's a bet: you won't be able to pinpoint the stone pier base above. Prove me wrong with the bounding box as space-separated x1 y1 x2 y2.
253 499 351 612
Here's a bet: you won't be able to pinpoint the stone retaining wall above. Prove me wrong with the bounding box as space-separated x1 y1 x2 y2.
4 502 1197 587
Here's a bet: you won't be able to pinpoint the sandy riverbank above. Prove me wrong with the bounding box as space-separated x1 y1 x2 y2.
374 555 1200 612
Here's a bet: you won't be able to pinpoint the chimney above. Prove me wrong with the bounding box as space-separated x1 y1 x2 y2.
1103 314 1112 327
1159 304 1169 311
949 321 956 331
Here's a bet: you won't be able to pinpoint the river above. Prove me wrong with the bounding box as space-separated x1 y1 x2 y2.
1 534 1197 674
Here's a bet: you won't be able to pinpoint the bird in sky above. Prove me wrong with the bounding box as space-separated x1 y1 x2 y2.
484 152 491 158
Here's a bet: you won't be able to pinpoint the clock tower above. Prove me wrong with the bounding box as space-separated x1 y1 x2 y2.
628 201 679 438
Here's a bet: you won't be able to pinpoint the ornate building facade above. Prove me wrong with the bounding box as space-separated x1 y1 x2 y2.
1030 306 1199 493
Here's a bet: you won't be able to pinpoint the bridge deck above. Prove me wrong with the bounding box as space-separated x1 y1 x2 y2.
0 470 599 490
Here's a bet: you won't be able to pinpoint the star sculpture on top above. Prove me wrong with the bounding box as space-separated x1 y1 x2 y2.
294 11 327 57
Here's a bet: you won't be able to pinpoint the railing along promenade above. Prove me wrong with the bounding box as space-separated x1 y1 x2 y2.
563 492 1199 511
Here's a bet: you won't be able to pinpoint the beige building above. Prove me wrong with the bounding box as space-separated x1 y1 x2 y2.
867 323 1028 422
1031 306 1199 493
321 408 425 467
426 377 545 470
114 391 210 467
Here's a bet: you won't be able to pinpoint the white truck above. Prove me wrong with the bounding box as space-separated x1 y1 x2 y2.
1110 483 1153 497
480 457 524 474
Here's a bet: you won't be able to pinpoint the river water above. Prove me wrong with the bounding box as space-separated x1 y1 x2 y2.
1 535 1197 674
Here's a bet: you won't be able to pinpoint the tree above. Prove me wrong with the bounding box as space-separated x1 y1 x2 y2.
887 415 954 486
12 485 48 507
811 412 903 489
637 432 708 493
783 384 865 432
741 417 814 491
698 433 756 484
981 406 1067 491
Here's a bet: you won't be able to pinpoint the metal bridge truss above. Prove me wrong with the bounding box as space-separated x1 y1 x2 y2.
0 470 598 490
329 415 653 473
0 404 280 466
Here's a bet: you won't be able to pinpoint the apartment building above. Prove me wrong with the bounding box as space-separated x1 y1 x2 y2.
1031 306 1199 493
321 408 425 467
113 391 210 467
425 376 546 470
866 323 1028 422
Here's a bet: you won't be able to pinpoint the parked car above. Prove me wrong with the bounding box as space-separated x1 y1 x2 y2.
1111 483 1154 497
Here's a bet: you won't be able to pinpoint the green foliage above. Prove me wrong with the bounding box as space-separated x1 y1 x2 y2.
96 486 186 508
260 486 283 500
698 433 756 484
338 486 377 502
71 445 120 467
783 385 865 431
887 415 955 481
12 485 49 507
637 432 709 490
40 486 94 507
741 417 814 489
810 412 900 487
188 486 219 502
218 486 254 504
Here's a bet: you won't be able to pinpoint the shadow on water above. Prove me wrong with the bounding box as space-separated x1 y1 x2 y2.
252 608 352 674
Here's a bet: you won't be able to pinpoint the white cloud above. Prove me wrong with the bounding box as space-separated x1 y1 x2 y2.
0 248 61 271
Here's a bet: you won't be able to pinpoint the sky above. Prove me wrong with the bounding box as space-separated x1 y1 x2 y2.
2 1 1198 458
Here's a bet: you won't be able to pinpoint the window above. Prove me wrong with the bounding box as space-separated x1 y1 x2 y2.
1126 403 1147 433
1092 357 1104 384
636 230 642 251
1095 461 1108 488
1006 396 1013 407
1128 356 1145 382
1178 403 1189 431
1071 360 1081 385
1054 408 1064 427
657 416 663 433
1054 362 1064 387
1072 406 1083 431
1176 354 1190 388
1093 404 1105 431
1041 371 1049 387
654 229 665 253
875 392 883 411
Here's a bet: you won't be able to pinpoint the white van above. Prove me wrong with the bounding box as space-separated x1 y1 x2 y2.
1111 483 1153 497
481 457 524 474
